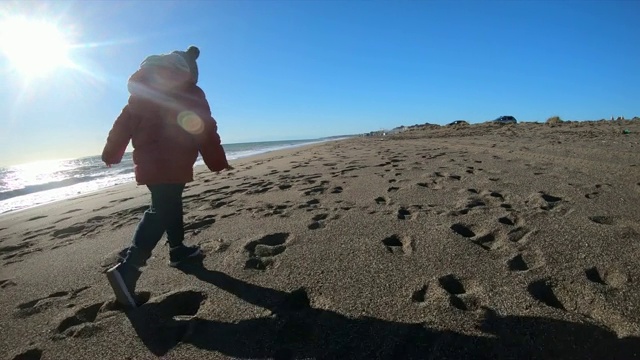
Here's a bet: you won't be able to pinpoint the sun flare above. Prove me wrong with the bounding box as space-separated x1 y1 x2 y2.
0 16 72 78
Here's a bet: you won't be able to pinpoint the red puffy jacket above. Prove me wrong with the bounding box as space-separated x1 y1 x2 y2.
102 72 229 185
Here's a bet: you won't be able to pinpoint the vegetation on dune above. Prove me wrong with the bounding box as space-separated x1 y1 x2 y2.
546 116 563 124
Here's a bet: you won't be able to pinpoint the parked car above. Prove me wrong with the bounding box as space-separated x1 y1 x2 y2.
447 120 469 126
493 116 517 124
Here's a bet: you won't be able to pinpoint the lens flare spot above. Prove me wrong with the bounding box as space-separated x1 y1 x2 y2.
178 111 204 134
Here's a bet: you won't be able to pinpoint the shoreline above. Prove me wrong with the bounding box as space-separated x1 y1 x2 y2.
0 138 349 218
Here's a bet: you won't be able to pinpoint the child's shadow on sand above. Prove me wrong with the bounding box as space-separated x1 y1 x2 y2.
125 260 640 359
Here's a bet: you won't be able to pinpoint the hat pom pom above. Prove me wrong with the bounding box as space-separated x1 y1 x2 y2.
186 46 200 60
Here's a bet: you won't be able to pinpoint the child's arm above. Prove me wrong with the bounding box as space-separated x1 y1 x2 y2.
192 87 230 172
101 105 132 166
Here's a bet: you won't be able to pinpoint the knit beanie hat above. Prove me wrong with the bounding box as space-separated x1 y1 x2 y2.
137 46 200 84
172 46 200 84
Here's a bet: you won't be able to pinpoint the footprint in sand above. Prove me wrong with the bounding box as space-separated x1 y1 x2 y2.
585 184 612 199
184 215 216 231
531 192 564 211
450 198 486 216
17 291 70 318
577 269 637 335
450 223 508 251
199 198 235 211
302 185 327 196
225 188 248 196
487 191 505 201
332 166 361 177
527 279 565 310
1 279 17 288
124 290 210 354
333 201 354 212
437 274 480 311
263 203 292 218
585 192 599 199
374 197 389 205
52 225 86 239
302 175 324 184
507 254 529 271
53 217 72 224
52 207 147 240
416 181 435 189
474 233 499 250
0 242 32 256
438 274 466 295
1 242 42 265
246 183 274 195
498 216 515 226
308 214 329 230
10 348 43 360
527 275 637 337
507 226 534 243
397 208 412 220
540 193 562 203
51 215 110 239
54 302 107 339
585 266 629 288
120 205 149 216
381 234 413 255
588 216 617 226
16 286 91 318
244 233 290 270
411 285 429 304
298 199 321 210
450 223 476 238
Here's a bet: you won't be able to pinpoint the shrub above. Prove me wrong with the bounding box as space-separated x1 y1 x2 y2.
546 116 563 124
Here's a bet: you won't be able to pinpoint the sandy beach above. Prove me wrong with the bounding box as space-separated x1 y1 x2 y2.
1 119 640 359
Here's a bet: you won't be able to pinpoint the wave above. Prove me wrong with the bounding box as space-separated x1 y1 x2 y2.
0 175 101 201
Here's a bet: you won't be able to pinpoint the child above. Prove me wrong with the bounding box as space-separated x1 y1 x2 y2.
102 46 230 308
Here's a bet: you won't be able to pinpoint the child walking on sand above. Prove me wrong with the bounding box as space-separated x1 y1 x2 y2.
101 46 231 308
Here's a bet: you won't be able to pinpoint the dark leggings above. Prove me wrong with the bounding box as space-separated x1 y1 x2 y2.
121 184 185 268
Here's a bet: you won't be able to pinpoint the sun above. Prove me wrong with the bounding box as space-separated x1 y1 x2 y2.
0 16 72 78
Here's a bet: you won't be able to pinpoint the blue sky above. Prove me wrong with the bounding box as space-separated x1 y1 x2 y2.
0 0 638 166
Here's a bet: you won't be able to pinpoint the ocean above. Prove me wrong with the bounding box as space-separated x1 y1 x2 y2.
0 138 340 214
